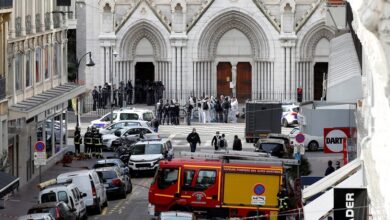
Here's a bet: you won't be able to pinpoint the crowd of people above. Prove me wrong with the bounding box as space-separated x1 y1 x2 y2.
186 129 243 152
91 80 165 110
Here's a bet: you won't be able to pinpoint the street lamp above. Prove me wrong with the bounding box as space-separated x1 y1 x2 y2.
75 51 95 127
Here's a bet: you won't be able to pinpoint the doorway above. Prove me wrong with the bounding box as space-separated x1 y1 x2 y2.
314 62 328 100
217 62 232 98
236 62 252 102
134 62 155 104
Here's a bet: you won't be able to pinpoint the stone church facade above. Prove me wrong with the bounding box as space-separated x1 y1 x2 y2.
80 0 337 103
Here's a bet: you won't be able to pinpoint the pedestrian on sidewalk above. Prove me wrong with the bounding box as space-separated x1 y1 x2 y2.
232 135 242 151
186 128 201 152
222 97 231 123
211 131 221 150
231 97 239 123
186 100 194 125
325 160 335 176
219 134 228 151
74 126 82 155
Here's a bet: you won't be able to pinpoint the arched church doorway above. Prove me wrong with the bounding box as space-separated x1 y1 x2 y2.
217 62 232 98
236 62 252 102
134 62 155 104
313 62 328 100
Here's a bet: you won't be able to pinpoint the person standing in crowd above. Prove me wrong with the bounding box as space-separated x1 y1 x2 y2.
215 98 223 122
157 99 164 124
92 128 103 158
74 126 82 155
186 128 201 152
210 96 216 122
151 118 160 132
219 134 228 151
222 97 231 123
202 97 210 124
174 100 180 125
232 135 242 151
325 160 335 176
169 99 176 125
118 82 124 108
197 98 203 123
211 131 221 150
186 99 194 125
92 86 98 111
113 85 118 107
84 127 93 157
162 100 170 125
231 97 239 123
98 85 103 108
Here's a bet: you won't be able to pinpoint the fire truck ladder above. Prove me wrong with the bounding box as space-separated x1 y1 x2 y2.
179 150 300 166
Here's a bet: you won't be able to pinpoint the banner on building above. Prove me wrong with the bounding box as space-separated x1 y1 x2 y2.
334 188 368 220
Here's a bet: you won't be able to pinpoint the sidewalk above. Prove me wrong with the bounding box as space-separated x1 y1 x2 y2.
0 141 96 219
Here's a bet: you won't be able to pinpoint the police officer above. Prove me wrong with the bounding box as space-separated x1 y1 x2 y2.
169 100 176 125
98 85 103 108
118 82 124 108
174 101 180 125
92 128 103 158
157 99 164 124
127 80 133 105
92 86 98 111
84 127 93 158
277 188 289 220
113 85 118 107
74 126 82 155
162 100 170 125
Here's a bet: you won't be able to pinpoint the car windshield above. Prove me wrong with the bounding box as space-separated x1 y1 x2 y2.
292 107 299 113
28 207 56 218
120 113 139 120
98 171 118 180
143 112 154 121
261 143 283 152
93 163 117 169
132 144 163 155
41 192 57 203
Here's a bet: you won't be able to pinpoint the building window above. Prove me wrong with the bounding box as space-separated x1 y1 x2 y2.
35 14 41 33
15 17 22 37
53 44 60 76
26 51 32 87
36 48 41 82
26 15 32 34
44 47 50 79
15 53 23 91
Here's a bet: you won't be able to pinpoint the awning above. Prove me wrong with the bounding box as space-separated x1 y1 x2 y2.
0 172 19 198
9 83 87 120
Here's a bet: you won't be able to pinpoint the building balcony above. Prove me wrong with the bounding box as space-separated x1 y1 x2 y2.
0 0 12 10
0 77 5 100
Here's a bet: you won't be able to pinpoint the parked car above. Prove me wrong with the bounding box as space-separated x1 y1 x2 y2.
92 159 130 178
128 139 172 174
99 120 151 135
289 127 324 151
95 167 132 199
102 126 159 150
57 170 108 214
90 108 155 128
17 213 55 220
254 138 288 158
38 181 87 220
281 104 299 127
27 202 77 220
159 211 197 220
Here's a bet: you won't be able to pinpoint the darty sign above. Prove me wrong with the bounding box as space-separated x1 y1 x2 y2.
323 128 351 153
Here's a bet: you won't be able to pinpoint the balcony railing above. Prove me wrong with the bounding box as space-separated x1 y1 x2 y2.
0 0 13 9
0 77 6 100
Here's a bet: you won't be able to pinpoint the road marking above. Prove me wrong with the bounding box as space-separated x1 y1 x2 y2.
168 133 177 139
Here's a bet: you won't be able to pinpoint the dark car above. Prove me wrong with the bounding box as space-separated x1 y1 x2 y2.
254 138 288 158
93 159 130 177
27 202 77 220
95 167 132 199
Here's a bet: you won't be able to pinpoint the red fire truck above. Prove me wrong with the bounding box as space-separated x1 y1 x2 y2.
148 151 298 219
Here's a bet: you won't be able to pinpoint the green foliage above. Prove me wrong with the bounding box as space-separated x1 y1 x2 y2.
288 155 311 180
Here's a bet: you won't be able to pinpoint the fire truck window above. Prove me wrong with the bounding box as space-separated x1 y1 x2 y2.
158 168 178 189
183 170 195 187
196 170 216 189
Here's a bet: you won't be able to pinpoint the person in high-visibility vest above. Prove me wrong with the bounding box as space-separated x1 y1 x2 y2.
92 128 103 158
74 126 82 155
84 127 93 158
277 188 289 211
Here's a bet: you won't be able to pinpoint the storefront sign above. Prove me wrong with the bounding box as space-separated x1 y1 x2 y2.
323 128 350 153
334 188 368 220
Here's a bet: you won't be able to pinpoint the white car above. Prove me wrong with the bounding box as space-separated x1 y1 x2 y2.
281 104 299 127
128 139 172 173
102 126 159 150
38 181 87 219
57 170 108 214
90 108 155 128
17 213 55 220
289 127 324 151
99 120 151 135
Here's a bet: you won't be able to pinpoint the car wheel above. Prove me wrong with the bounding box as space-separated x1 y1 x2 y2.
282 119 288 127
308 141 319 151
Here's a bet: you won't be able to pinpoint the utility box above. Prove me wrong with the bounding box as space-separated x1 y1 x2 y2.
245 101 282 143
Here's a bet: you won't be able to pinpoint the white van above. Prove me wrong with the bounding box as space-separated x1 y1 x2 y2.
38 181 87 219
57 170 108 214
90 108 155 128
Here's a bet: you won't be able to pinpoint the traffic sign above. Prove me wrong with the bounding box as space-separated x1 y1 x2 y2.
295 133 305 143
253 184 265 195
34 141 46 152
34 152 47 166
